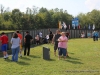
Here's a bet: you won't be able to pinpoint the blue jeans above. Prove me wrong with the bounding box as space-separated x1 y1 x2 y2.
12 46 20 61
0 45 1 51
58 47 67 56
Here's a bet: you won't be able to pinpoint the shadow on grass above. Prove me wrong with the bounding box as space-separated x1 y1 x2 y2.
65 59 83 64
16 61 30 65
5 58 12 62
5 59 30 65
20 57 31 60
65 56 83 64
44 59 56 61
29 55 41 58
68 52 74 55
67 57 80 60
30 44 43 48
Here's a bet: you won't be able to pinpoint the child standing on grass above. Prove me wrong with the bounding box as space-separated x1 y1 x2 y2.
0 35 1 51
1 32 9 59
58 32 68 60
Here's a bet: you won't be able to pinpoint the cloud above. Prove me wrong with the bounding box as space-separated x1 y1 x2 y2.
85 0 100 11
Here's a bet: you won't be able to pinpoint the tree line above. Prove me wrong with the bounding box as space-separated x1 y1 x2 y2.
0 4 100 30
78 9 100 29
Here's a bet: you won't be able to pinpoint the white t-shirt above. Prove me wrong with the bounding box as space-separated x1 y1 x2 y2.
39 32 42 38
11 37 20 48
46 35 49 39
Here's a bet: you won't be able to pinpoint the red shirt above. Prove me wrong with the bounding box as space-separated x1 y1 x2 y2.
0 36 1 43
17 33 22 40
17 33 22 44
1 35 8 44
0 36 1 40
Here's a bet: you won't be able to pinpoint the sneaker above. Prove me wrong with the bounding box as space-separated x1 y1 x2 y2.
6 54 9 58
4 56 6 59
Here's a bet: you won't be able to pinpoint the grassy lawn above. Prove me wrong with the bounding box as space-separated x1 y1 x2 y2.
0 38 100 75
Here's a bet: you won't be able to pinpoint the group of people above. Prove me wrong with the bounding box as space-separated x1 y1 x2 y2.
35 29 54 44
80 31 99 40
35 29 69 60
52 29 69 60
0 31 33 62
0 29 69 61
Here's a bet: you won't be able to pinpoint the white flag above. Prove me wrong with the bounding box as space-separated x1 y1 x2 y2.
92 24 95 30
69 25 70 29
63 22 67 29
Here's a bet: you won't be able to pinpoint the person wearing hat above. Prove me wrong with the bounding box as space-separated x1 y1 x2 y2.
0 32 9 59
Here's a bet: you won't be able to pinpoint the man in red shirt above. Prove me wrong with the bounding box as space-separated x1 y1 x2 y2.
1 32 9 59
0 36 1 51
16 31 23 57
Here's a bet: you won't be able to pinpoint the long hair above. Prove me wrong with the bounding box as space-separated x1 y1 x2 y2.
12 33 18 38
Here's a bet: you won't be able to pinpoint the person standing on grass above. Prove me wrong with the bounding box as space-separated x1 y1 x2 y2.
52 29 61 56
11 33 20 62
24 31 33 56
16 30 23 57
95 31 99 41
0 35 1 51
65 32 69 57
48 29 53 43
58 32 68 60
0 32 9 59
92 31 96 41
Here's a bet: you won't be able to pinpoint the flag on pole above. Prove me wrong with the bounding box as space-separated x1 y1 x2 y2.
69 25 70 29
63 22 67 29
73 24 75 29
92 24 95 30
88 24 90 30
58 21 62 29
84 25 86 29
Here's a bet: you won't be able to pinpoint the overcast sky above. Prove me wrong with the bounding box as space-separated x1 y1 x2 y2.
0 0 100 16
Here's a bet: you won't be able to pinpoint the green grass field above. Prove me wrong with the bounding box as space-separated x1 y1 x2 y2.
0 38 100 75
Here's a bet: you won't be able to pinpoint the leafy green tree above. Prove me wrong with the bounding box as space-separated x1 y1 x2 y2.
11 9 22 29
